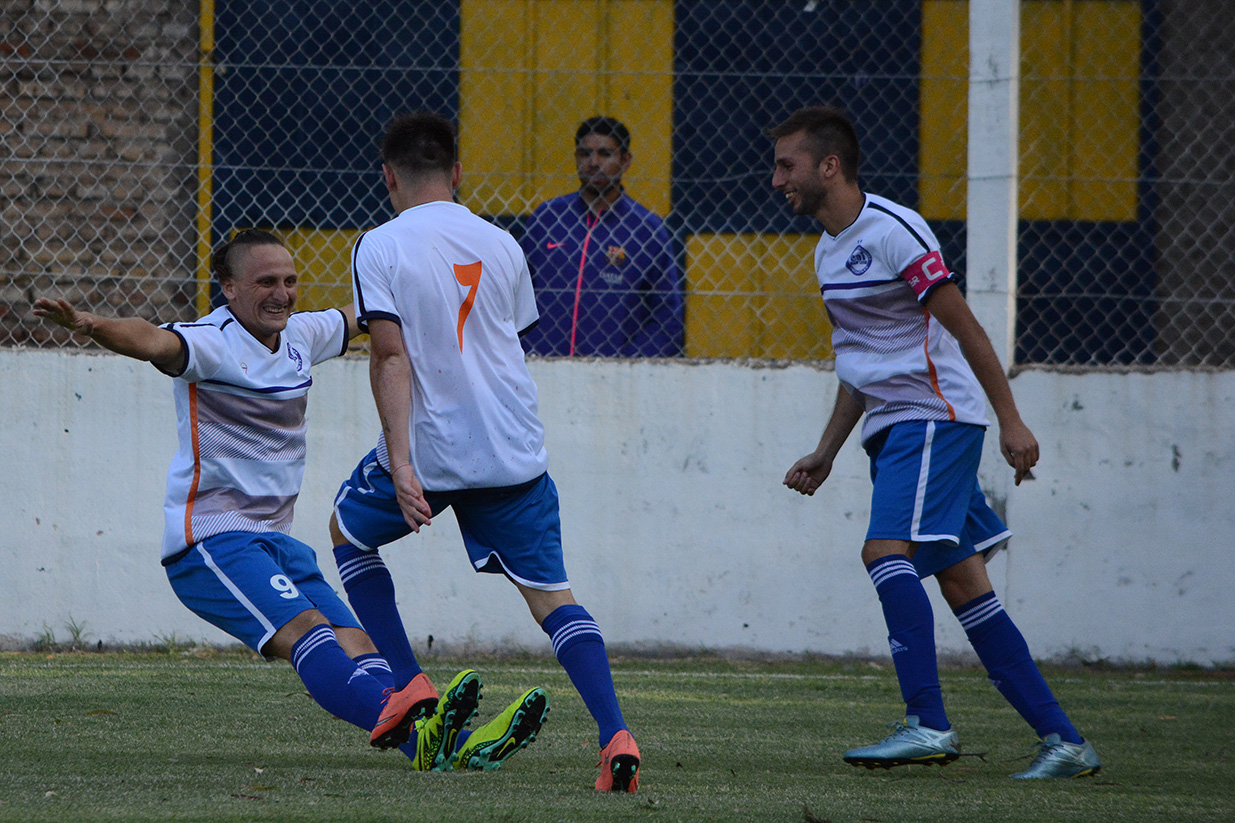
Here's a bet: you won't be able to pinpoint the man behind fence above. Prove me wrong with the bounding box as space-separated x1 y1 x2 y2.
519 115 684 357
772 105 1102 779
327 111 642 791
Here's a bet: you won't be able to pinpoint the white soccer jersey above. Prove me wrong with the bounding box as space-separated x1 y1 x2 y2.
815 193 988 444
352 200 548 491
157 305 348 560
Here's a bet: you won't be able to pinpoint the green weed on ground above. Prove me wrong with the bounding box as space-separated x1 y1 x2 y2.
0 653 1232 822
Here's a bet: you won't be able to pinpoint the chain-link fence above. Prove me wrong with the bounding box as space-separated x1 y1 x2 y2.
3 0 1232 366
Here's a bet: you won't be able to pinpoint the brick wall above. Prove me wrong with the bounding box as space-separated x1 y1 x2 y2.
0 0 198 347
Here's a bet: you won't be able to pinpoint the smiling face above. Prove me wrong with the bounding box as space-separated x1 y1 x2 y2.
220 243 298 350
771 130 830 218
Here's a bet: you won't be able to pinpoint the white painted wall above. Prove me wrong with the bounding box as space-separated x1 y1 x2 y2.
2 349 1232 664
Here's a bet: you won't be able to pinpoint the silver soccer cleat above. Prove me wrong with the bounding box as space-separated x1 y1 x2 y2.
843 715 961 769
1011 734 1101 779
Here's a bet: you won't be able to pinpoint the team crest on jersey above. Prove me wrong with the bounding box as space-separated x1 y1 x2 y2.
846 244 873 276
605 245 628 268
286 343 304 372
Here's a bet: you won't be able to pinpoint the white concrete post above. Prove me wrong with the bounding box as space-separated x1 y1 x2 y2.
967 0 1020 367
967 1 1021 587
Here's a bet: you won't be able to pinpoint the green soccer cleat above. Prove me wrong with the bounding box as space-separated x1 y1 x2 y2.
843 716 961 769
1011 734 1101 779
452 687 549 771
409 669 482 771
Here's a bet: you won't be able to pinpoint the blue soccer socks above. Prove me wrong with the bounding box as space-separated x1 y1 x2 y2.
290 624 388 730
866 554 949 732
955 592 1082 744
353 652 395 690
334 543 424 689
542 604 626 748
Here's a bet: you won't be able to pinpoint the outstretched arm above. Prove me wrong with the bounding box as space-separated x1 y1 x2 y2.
784 386 865 496
33 297 185 373
924 281 1038 484
367 317 432 532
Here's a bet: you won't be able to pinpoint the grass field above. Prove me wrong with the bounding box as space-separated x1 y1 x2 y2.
1 651 1232 822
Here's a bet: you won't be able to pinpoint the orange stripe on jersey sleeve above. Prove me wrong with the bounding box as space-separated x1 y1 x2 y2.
183 382 203 545
922 309 957 421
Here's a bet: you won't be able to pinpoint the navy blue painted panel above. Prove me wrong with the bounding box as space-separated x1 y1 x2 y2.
1016 220 1158 365
673 0 921 234
213 0 460 233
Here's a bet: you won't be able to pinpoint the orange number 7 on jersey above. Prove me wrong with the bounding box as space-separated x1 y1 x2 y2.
453 261 482 352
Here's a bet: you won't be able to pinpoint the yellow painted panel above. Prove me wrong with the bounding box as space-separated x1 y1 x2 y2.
278 228 362 313
920 0 1141 223
919 0 968 221
605 0 674 216
459 0 534 213
529 0 604 206
1020 2 1073 220
459 0 672 217
1070 1 1139 221
685 233 831 360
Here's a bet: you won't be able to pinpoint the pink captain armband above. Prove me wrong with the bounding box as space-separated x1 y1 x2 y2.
901 250 952 299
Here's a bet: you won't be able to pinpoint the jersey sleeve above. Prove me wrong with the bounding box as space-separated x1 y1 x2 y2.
511 241 539 334
351 230 400 333
878 209 958 303
289 308 348 365
163 321 226 382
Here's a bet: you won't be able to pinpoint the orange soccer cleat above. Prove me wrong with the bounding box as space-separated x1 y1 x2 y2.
595 729 640 793
370 671 438 749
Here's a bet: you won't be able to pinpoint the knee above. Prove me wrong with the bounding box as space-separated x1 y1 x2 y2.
335 626 378 657
263 608 330 660
521 587 577 625
936 559 993 611
861 538 914 567
328 513 346 547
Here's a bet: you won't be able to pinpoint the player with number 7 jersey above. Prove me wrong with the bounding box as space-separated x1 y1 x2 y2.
350 197 547 491
332 113 640 791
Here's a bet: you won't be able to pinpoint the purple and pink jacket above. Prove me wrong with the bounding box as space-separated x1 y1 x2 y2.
518 191 684 357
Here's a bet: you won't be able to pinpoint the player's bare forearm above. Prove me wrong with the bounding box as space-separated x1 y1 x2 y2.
784 386 863 496
33 297 184 371
925 283 1039 483
367 318 431 529
368 344 413 467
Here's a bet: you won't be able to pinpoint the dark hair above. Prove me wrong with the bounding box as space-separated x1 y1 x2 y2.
767 105 861 182
381 111 457 176
211 229 285 283
575 116 631 154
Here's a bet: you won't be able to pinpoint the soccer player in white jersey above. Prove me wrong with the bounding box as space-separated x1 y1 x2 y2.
32 230 480 771
771 106 1101 779
328 112 640 791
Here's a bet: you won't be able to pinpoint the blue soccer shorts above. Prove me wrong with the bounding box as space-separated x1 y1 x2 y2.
333 449 570 591
164 531 361 654
864 420 1012 578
